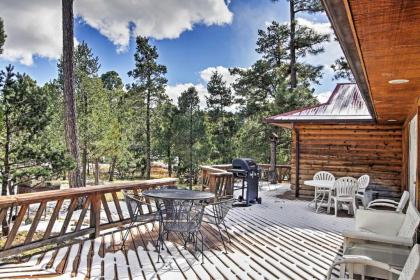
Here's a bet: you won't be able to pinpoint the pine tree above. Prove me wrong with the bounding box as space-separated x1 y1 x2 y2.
178 87 200 189
331 56 355 82
0 17 6 55
206 71 236 163
256 20 329 88
0 66 71 234
128 36 167 179
270 0 324 88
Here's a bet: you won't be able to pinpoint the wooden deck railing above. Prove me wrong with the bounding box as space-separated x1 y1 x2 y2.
258 164 291 183
201 163 291 191
0 178 177 259
200 165 233 196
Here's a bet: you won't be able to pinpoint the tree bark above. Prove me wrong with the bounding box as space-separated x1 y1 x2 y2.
145 86 151 179
289 0 297 89
189 107 193 190
81 143 87 185
1 113 10 235
109 156 117 181
94 158 99 185
62 0 83 188
270 136 278 184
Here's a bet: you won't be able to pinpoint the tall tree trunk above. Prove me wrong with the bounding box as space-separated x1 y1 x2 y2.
109 156 117 181
62 0 83 188
145 87 151 179
82 144 87 185
167 145 172 177
289 0 297 89
1 119 10 235
189 108 193 189
94 158 100 185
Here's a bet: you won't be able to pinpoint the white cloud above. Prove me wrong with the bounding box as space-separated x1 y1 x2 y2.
165 83 208 109
297 17 332 35
199 66 238 85
166 65 240 110
315 91 331 103
0 0 233 64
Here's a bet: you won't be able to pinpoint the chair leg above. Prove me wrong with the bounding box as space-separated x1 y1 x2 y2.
222 220 231 243
217 224 228 253
334 200 338 217
327 197 331 214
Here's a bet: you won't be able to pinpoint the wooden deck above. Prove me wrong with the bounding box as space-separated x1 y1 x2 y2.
0 186 354 279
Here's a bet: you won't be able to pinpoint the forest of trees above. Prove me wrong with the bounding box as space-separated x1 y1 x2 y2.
0 0 353 192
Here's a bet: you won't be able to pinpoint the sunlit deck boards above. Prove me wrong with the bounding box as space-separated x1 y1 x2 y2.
0 188 354 279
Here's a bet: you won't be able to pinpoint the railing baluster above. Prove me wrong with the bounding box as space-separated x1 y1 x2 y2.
3 204 28 249
90 193 101 239
74 197 91 232
100 194 113 223
43 199 64 240
111 192 124 220
24 201 47 244
60 198 78 236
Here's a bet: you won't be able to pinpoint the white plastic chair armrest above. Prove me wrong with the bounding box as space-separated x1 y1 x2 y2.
327 256 401 280
367 202 398 210
368 199 398 207
343 230 414 247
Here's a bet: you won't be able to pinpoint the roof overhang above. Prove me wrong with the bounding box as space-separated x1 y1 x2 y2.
322 0 420 123
321 0 377 120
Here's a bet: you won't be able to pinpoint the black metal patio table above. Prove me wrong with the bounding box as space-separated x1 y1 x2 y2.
143 189 214 263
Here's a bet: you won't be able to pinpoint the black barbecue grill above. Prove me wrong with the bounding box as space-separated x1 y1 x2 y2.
230 158 261 206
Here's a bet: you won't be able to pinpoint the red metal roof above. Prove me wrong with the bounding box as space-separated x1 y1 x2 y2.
266 83 372 124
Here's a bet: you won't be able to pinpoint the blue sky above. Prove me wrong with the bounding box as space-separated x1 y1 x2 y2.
0 0 346 105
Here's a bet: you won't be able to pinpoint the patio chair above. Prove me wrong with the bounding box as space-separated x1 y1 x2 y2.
327 177 358 216
313 171 335 212
367 191 409 213
121 190 159 249
354 174 370 208
343 202 420 251
157 199 207 263
203 197 234 253
327 244 419 280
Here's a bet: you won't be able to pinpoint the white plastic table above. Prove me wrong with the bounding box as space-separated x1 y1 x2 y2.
304 180 335 212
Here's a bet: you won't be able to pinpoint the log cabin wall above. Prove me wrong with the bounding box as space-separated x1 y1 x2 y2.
290 123 404 199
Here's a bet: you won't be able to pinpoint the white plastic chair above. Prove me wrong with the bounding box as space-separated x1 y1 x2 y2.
367 191 409 213
328 177 358 216
313 171 335 212
327 244 419 280
355 174 370 208
343 202 420 251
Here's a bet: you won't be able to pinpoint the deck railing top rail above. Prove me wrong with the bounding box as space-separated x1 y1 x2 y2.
0 178 177 208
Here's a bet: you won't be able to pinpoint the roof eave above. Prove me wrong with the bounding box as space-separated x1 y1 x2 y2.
321 0 377 121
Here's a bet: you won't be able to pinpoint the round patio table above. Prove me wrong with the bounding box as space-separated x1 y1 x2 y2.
143 189 214 263
304 180 335 213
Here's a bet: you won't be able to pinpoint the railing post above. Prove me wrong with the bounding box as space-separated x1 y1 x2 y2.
90 193 101 238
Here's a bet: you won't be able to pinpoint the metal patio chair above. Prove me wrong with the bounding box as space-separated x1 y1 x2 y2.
121 189 159 249
203 196 234 253
157 198 207 263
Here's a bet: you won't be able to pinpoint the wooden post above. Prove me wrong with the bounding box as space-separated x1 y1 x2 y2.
295 128 300 197
90 193 101 238
269 133 278 184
